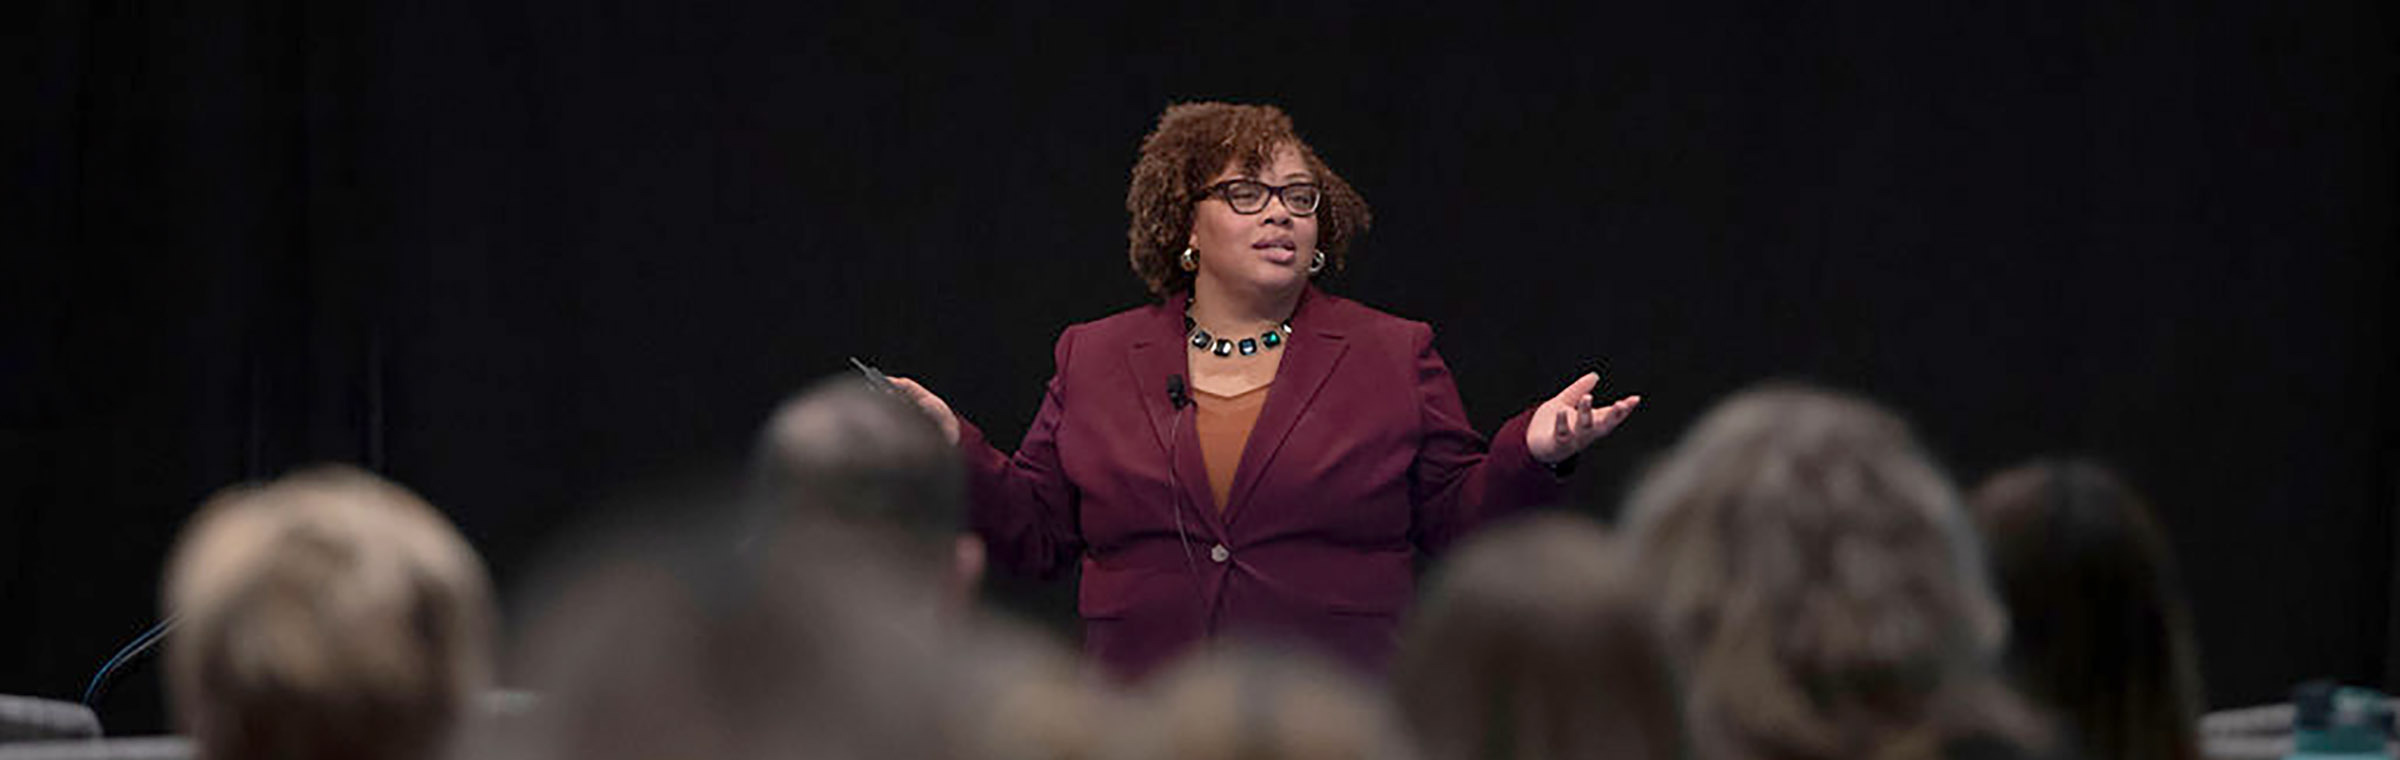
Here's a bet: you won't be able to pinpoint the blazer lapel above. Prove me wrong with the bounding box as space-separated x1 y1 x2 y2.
1124 292 1223 535
1221 287 1348 527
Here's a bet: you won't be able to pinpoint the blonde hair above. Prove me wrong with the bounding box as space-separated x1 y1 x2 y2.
163 466 495 760
1620 385 2041 760
1108 643 1415 760
1395 513 1684 760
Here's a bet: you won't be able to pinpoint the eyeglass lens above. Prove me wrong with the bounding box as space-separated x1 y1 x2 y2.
1222 181 1319 215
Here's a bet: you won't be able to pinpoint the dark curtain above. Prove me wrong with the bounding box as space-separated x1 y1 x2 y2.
7 0 2393 734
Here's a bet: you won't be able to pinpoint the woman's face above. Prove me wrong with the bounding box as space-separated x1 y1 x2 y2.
1187 144 1321 296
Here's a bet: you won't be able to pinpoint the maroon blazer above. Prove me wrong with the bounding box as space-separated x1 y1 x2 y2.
958 286 1567 680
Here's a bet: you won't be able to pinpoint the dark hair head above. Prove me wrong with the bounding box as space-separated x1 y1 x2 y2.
487 511 961 760
750 376 964 563
1620 384 2044 760
1125 102 1372 298
1969 459 2203 760
1396 512 1684 760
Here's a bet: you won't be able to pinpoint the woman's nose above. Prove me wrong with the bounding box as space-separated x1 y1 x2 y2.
1261 200 1294 225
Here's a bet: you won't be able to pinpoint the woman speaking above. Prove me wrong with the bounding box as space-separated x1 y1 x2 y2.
894 102 1638 680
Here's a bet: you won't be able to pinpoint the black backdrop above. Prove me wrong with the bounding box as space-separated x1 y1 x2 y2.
7 0 2394 735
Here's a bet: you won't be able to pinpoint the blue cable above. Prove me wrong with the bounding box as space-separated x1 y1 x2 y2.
82 615 180 707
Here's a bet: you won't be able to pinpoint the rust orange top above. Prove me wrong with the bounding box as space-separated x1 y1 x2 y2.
1192 382 1272 512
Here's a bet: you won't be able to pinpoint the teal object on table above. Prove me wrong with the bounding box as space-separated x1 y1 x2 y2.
2287 682 2392 760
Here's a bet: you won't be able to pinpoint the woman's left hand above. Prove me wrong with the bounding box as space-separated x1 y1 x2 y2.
1526 372 1640 465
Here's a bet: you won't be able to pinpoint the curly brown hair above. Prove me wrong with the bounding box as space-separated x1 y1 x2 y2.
1126 102 1373 298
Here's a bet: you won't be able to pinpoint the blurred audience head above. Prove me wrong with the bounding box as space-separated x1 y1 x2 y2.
950 618 1121 760
751 375 980 595
489 512 961 760
162 465 496 760
1970 458 2203 760
1620 384 2043 760
1108 641 1415 760
1394 512 1683 760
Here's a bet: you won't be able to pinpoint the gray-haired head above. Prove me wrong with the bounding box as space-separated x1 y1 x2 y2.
749 376 971 575
1619 383 2039 760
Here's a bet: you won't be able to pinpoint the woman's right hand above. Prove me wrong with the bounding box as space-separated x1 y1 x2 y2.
888 377 961 445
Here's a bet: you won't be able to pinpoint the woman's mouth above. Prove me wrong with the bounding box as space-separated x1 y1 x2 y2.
1253 238 1298 264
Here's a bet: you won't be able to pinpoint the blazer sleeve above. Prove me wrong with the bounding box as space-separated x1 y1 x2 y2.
956 325 1085 580
1405 322 1569 555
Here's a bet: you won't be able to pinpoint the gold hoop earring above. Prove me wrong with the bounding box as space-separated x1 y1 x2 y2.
1180 248 1198 272
1308 250 1327 275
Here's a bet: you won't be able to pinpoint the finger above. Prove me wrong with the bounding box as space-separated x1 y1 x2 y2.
1553 409 1571 441
1590 406 1628 439
1586 397 1640 440
1567 400 1624 445
1576 393 1594 433
889 377 946 414
1553 372 1600 405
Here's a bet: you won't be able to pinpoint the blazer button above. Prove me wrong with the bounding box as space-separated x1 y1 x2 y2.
1209 544 1230 563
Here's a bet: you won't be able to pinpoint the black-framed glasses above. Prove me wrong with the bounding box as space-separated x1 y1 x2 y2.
1203 179 1322 216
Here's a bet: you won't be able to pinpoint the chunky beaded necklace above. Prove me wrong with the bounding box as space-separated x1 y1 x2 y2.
1184 310 1293 358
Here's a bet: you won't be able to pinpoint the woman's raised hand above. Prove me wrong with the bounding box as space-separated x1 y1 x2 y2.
1525 372 1639 465
888 377 962 445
